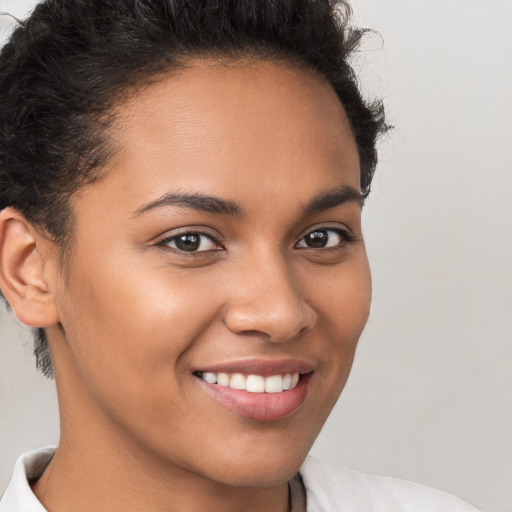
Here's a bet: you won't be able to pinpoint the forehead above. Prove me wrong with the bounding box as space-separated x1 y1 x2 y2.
78 59 360 216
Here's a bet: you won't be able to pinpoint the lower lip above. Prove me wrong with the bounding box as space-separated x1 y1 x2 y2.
197 374 311 422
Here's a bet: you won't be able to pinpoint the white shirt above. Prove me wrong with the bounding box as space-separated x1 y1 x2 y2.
0 447 481 512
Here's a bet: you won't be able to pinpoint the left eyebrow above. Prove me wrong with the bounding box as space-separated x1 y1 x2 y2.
302 185 365 216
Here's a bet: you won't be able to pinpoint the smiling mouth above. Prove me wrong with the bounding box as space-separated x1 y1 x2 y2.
194 371 302 393
193 369 313 421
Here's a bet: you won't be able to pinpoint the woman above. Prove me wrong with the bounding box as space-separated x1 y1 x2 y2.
0 1 480 511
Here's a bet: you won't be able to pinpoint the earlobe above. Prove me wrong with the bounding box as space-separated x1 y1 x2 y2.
0 207 60 328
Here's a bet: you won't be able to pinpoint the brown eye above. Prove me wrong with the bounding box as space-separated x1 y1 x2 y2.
163 232 221 252
296 228 350 249
303 230 329 248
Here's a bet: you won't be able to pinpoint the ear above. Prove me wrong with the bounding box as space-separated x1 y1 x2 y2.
0 207 60 328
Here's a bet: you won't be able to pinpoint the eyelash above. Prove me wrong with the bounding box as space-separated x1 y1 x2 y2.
157 230 222 253
156 227 354 254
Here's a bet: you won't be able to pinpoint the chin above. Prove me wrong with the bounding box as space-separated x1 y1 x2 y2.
193 437 312 487
210 454 307 488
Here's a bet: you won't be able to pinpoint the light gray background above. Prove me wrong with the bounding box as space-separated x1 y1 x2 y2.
1 1 511 511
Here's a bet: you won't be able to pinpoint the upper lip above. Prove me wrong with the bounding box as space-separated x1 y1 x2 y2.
193 358 315 377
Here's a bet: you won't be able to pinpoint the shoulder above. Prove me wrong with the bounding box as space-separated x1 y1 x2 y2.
299 456 481 512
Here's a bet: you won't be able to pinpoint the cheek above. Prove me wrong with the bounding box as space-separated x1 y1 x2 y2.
313 253 371 328
313 257 371 377
57 250 224 393
54 257 230 450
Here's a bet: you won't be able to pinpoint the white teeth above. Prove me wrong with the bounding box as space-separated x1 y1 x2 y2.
200 371 302 393
229 373 246 390
203 372 217 384
265 375 283 393
217 373 230 387
246 374 265 392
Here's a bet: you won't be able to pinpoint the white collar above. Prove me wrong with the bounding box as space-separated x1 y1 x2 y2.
0 447 55 512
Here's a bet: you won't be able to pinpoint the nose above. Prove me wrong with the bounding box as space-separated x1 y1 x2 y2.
223 253 317 342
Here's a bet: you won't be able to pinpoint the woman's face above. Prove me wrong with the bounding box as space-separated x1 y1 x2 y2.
50 60 371 485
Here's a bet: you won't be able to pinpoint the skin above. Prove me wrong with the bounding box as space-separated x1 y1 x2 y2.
0 60 371 512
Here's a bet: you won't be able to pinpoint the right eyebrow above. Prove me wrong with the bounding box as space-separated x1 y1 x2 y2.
132 192 244 217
